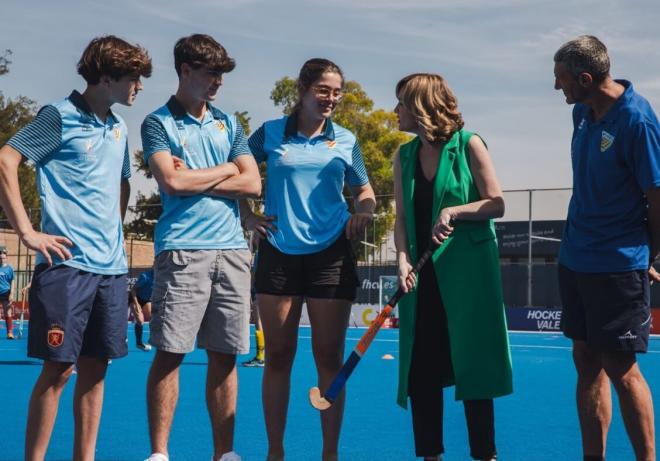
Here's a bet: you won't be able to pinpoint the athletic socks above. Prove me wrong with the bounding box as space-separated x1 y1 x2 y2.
255 329 265 361
6 316 12 334
583 456 604 461
135 323 144 346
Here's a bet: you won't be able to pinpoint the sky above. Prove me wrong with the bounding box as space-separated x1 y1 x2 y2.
2 0 660 220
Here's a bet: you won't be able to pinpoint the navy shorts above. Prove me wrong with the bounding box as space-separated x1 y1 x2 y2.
255 234 359 300
558 264 651 352
0 291 10 302
28 264 128 362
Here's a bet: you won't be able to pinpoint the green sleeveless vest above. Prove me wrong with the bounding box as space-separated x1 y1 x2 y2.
396 130 513 408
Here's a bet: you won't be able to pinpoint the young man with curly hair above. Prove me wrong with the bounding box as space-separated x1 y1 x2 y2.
0 35 151 460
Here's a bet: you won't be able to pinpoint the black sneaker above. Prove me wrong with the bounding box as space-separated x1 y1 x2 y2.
242 357 264 367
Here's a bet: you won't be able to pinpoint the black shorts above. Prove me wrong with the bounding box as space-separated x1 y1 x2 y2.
558 264 650 352
137 296 150 306
255 234 359 300
0 291 10 302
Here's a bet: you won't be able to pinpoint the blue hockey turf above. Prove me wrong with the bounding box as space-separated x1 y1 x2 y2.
1 327 659 460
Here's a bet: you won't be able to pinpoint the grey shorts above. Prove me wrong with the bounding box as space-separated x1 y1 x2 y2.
150 249 251 354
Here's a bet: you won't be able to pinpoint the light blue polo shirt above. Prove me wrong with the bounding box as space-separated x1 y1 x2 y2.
559 80 660 272
0 265 14 294
6 91 131 275
248 114 369 255
141 96 249 255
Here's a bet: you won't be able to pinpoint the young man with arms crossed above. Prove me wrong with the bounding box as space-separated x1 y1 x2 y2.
554 35 660 461
141 34 260 461
0 36 151 460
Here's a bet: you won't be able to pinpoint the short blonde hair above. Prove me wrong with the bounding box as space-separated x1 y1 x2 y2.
396 73 463 143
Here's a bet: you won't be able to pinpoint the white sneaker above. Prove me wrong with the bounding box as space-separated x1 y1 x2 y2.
138 343 153 351
217 451 242 461
145 453 169 461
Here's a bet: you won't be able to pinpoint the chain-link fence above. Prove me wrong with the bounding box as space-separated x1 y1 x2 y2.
1 189 574 309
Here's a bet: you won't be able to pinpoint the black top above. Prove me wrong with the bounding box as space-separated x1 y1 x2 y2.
414 155 435 249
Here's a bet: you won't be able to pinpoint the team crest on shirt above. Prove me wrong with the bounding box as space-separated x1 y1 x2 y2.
47 324 64 348
85 140 93 154
216 121 226 132
600 130 615 152
326 140 337 149
113 127 122 141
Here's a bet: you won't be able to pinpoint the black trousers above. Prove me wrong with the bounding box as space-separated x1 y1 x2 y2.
408 263 496 459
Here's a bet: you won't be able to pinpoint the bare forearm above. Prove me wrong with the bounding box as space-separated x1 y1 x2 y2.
354 190 376 215
394 214 410 263
446 197 505 221
160 163 238 196
205 172 261 199
0 155 35 237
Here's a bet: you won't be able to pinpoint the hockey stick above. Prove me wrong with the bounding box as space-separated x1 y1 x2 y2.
17 302 24 339
309 240 439 410
17 284 29 339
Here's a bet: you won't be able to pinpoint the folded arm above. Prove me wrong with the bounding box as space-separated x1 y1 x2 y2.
204 154 261 199
148 151 239 196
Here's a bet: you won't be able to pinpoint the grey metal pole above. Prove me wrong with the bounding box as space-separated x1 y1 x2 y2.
528 190 533 306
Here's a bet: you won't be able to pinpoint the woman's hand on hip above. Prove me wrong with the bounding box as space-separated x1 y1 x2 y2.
244 213 277 238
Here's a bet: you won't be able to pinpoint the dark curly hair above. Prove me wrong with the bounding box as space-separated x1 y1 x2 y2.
174 34 235 77
77 35 152 84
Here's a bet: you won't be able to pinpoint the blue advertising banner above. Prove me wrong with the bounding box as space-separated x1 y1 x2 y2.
506 306 562 332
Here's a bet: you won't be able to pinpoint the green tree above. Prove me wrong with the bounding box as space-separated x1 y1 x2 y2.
124 191 161 240
270 77 298 115
235 110 252 136
0 50 40 225
132 149 152 178
0 49 11 76
270 77 410 257
128 150 157 238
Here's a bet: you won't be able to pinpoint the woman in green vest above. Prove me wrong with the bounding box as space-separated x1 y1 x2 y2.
393 73 513 461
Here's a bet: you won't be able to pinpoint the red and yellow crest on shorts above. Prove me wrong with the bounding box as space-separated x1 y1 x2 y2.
47 324 64 348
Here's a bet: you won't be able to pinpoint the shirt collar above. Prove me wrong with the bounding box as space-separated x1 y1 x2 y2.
283 112 336 142
596 79 633 124
166 95 226 123
68 90 117 125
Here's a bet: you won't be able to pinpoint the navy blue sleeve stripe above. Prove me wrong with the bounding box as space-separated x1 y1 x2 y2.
229 121 250 161
247 125 267 163
6 105 62 163
122 143 131 179
347 141 370 186
141 115 171 162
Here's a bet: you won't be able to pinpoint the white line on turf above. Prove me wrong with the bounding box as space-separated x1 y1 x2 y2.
297 335 660 353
